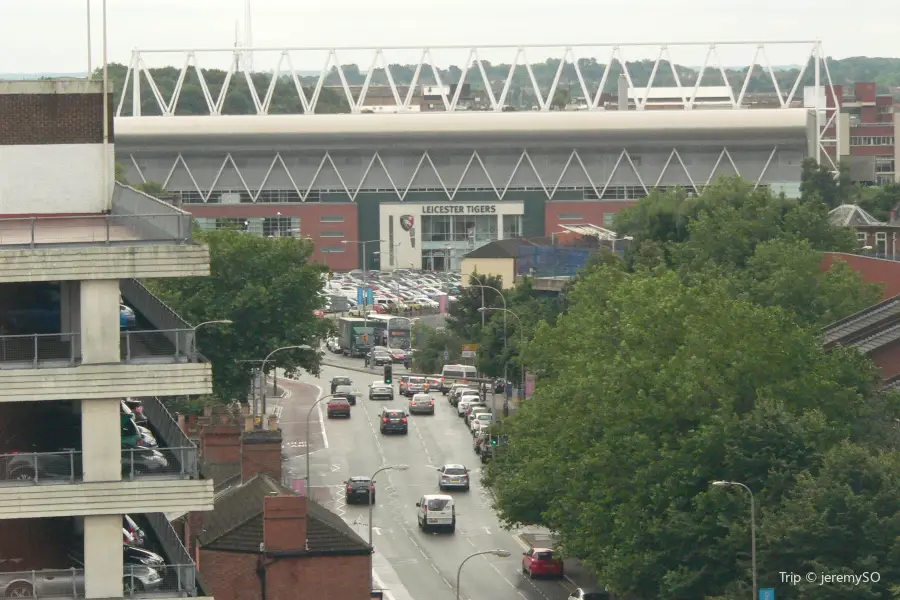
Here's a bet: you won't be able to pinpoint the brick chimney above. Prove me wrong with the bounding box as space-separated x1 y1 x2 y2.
263 494 307 552
241 429 283 483
200 424 241 464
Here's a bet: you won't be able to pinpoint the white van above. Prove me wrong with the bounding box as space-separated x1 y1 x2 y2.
440 364 478 394
416 494 456 533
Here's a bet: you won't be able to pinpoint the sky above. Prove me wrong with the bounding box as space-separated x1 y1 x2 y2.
2 0 900 74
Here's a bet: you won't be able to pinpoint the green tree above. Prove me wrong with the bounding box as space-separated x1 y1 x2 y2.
445 272 505 343
411 322 462 373
856 183 900 222
147 229 330 401
800 157 854 208
485 265 898 600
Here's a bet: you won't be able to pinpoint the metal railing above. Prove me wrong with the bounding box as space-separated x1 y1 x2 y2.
121 329 194 362
112 182 194 244
142 398 199 477
0 568 85 597
0 450 81 485
0 214 190 248
122 446 197 481
124 564 197 598
0 333 79 369
144 514 195 577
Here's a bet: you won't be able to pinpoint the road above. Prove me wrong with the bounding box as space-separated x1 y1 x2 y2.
278 354 572 600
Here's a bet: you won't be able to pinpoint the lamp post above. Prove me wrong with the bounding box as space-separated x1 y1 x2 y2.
712 480 756 600
468 274 488 328
367 464 409 592
86 0 92 79
455 549 511 600
305 393 337 492
610 234 634 254
261 345 313 424
479 307 524 415
191 319 233 356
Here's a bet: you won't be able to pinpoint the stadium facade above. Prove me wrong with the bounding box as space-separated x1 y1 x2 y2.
114 42 837 271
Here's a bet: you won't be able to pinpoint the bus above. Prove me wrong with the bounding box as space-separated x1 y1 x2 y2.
365 314 413 349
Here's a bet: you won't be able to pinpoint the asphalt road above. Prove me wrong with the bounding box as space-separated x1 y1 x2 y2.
281 356 572 600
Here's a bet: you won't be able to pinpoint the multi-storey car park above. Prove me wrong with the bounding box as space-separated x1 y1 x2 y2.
113 41 842 271
0 81 213 599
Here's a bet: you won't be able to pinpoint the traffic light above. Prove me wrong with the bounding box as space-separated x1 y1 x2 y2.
384 364 393 384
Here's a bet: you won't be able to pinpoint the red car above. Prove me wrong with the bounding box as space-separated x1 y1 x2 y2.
326 398 351 419
522 548 564 579
373 304 389 314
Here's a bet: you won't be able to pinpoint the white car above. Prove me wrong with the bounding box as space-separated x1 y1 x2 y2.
471 412 494 435
457 395 481 417
416 494 456 533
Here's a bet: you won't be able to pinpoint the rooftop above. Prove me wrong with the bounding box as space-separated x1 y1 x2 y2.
463 237 547 260
198 473 370 555
114 108 809 150
828 204 884 228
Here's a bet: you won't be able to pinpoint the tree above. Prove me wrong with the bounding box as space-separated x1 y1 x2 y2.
856 183 900 222
147 229 330 402
485 265 898 600
800 157 854 208
411 322 462 374
445 272 505 343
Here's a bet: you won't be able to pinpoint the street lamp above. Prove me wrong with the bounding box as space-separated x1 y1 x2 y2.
479 306 524 415
712 480 756 600
344 239 384 334
610 234 634 254
261 345 313 424
456 549 511 600
190 319 233 356
367 464 409 592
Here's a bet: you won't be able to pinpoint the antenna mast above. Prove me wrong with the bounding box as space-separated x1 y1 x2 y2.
243 0 253 74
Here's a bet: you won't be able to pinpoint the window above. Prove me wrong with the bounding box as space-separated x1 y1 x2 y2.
875 156 895 174
426 498 451 510
876 232 887 256
257 190 302 203
421 248 449 271
175 190 204 204
857 231 868 246
558 213 584 221
502 215 522 238
320 230 345 238
603 212 616 228
849 136 895 146
421 215 499 243
320 215 345 223
263 216 296 237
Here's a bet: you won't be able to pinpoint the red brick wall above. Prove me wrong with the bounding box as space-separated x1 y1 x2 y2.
185 203 359 270
821 253 900 300
868 343 900 380
0 93 113 145
545 201 635 235
199 550 370 600
200 425 242 464
241 429 283 483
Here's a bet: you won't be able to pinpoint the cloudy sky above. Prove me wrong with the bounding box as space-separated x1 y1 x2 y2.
2 0 900 74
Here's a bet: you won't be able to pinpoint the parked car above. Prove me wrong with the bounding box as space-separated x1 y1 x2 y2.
345 476 375 504
137 426 158 448
522 548 564 579
326 398 352 418
123 515 146 547
408 393 435 415
120 304 137 330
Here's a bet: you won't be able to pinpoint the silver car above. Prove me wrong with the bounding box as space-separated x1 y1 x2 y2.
437 463 470 491
368 382 394 401
0 569 85 597
409 393 435 415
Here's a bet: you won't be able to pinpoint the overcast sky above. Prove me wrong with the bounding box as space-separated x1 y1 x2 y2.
2 0 900 73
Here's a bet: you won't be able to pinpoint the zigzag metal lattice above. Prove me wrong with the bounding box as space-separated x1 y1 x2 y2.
148 147 777 203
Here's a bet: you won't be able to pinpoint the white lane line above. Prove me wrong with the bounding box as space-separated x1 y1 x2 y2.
513 534 531 550
430 563 440 574
311 383 330 450
418 548 427 558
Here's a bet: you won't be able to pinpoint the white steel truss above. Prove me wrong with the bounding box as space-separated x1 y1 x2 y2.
143 147 782 203
119 41 840 170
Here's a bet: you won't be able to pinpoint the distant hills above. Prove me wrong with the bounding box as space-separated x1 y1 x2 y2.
0 72 88 80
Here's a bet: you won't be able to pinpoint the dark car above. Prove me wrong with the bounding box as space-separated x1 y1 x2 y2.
334 384 358 406
330 376 352 394
369 350 392 366
379 409 408 435
345 476 375 504
326 398 352 419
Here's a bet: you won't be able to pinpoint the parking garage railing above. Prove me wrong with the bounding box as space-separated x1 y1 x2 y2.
124 564 197 598
0 568 85 597
0 332 79 369
0 450 82 485
120 329 195 363
122 446 198 481
0 213 193 248
142 398 199 477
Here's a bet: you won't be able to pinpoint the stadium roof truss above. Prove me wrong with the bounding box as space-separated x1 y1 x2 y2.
119 41 841 171
124 146 777 203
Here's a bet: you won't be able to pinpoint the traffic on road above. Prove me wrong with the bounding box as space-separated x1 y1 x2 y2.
285 352 579 600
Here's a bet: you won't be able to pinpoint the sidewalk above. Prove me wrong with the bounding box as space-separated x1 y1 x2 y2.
516 527 600 590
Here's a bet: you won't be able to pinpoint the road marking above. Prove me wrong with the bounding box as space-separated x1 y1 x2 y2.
418 548 427 558
331 464 341 472
372 527 382 536
483 526 491 535
430 563 440 574
513 534 531 550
